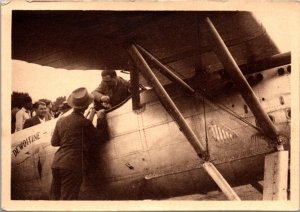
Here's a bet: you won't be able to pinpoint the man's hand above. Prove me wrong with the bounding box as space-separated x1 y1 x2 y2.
102 102 112 109
96 109 106 118
100 95 110 103
87 108 96 121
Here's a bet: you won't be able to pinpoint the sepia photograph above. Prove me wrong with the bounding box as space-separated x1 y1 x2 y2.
1 1 299 211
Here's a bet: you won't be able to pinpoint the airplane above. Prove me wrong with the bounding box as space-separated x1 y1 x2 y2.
10 10 292 201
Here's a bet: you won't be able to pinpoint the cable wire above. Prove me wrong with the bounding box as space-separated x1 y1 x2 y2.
202 95 210 160
196 89 264 134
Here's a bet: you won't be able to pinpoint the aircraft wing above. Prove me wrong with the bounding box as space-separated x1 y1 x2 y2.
12 11 282 86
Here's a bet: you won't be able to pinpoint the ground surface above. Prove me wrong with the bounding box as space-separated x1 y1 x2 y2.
166 183 263 200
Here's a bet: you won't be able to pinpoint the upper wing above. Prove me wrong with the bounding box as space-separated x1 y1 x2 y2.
12 11 282 86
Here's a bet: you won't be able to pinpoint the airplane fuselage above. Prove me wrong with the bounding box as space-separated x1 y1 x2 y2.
11 65 290 200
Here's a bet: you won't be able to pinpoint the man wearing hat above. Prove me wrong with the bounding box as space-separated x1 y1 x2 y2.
92 70 131 110
50 87 107 200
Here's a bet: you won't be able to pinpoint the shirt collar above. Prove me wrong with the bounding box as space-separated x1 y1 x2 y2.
38 117 46 122
72 110 85 117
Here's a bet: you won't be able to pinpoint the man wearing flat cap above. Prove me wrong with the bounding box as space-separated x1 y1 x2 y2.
50 87 107 200
92 70 131 110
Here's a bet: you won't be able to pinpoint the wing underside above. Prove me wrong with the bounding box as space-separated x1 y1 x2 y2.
12 11 281 87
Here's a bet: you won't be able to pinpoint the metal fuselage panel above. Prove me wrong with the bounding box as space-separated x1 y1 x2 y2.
11 66 290 200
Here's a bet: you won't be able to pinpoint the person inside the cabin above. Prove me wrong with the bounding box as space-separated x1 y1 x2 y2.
23 101 49 129
50 87 107 200
92 69 131 110
15 96 33 132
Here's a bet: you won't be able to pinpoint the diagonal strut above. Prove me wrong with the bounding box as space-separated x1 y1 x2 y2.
128 44 241 201
205 17 288 200
205 17 278 140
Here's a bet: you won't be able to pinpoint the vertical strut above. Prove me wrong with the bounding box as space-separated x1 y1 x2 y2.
263 151 289 200
129 44 241 201
129 60 141 110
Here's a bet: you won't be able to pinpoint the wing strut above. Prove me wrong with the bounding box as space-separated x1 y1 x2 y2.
205 17 278 139
205 17 288 200
135 44 195 93
128 44 241 201
129 60 142 110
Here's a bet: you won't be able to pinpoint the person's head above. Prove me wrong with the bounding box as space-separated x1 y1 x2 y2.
32 102 39 112
67 87 93 113
58 102 71 116
45 101 53 110
23 96 33 110
101 70 117 88
35 101 47 119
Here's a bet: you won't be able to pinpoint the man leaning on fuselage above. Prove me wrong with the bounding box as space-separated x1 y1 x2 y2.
92 70 131 110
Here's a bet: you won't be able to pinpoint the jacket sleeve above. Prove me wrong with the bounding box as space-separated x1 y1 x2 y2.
126 79 131 91
119 77 131 93
92 83 105 102
51 119 61 147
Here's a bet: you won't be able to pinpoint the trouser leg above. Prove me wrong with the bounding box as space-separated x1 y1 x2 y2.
60 169 83 200
49 168 61 200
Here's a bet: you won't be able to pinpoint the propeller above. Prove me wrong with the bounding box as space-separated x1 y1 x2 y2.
205 17 289 200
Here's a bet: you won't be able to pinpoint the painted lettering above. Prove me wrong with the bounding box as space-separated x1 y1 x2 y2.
13 148 20 157
33 133 40 141
26 137 30 146
12 132 41 157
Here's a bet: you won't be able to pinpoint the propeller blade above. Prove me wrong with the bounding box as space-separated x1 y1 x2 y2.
205 17 278 139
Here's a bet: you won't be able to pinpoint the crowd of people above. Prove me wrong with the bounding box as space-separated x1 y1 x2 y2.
12 70 130 134
11 98 72 133
12 70 131 200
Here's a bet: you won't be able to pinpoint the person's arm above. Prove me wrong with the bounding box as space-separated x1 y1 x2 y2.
15 111 24 132
126 79 131 90
120 77 131 93
92 84 106 102
51 119 61 146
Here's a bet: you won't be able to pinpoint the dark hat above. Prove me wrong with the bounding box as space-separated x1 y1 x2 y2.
67 87 93 109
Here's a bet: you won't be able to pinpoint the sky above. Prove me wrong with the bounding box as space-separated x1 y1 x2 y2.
12 62 130 102
12 11 291 102
254 11 291 53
